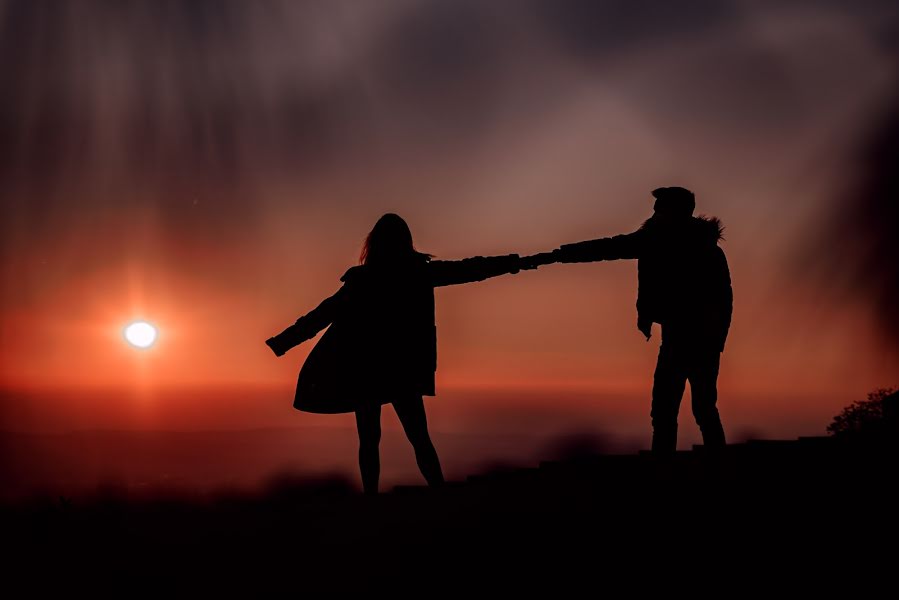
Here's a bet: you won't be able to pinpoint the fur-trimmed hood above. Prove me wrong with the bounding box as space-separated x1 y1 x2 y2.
640 214 725 245
697 215 726 242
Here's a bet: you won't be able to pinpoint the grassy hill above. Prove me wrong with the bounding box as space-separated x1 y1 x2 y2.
3 434 895 591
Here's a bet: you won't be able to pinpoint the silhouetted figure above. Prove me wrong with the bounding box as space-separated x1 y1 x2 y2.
524 187 733 455
266 214 521 494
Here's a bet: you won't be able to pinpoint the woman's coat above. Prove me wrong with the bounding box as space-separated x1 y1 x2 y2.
266 254 520 413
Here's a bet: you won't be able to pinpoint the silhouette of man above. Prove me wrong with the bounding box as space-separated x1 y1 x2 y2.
526 187 732 454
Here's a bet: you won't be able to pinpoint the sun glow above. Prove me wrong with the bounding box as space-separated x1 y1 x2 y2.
124 321 158 349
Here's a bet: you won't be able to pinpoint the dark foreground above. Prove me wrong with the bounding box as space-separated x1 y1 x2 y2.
3 436 896 593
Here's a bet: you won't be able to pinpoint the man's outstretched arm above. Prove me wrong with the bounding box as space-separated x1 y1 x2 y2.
554 230 644 262
521 230 644 270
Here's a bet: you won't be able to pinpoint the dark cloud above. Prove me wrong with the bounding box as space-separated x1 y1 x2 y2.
0 2 358 181
799 14 899 346
0 1 80 183
1 0 898 316
824 85 899 344
2 0 891 198
531 0 738 60
369 1 509 142
0 0 746 195
0 0 372 251
780 0 898 345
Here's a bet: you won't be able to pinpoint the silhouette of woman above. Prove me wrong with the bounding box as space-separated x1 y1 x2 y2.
265 214 521 494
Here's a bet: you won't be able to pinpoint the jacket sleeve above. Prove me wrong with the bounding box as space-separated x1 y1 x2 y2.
551 230 644 263
265 286 347 357
714 246 733 352
428 254 520 287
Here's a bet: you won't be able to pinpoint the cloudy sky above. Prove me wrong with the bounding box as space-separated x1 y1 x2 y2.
1 0 897 441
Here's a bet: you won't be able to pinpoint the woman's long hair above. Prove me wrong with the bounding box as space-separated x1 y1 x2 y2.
360 213 432 265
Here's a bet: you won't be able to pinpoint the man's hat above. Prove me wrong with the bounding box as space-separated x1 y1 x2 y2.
652 186 695 216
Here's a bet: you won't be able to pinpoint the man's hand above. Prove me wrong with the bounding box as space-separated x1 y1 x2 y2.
520 252 558 271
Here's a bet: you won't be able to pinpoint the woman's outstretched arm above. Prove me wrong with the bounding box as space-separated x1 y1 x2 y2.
428 254 521 287
265 286 347 356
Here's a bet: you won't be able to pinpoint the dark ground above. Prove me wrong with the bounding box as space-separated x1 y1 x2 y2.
2 436 896 593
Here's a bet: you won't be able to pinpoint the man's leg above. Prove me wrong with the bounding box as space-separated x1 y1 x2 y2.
651 343 687 455
688 348 726 449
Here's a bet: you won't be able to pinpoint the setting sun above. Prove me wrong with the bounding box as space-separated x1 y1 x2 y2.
124 321 158 349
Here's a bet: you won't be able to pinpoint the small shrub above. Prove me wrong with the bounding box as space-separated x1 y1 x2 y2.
827 387 896 437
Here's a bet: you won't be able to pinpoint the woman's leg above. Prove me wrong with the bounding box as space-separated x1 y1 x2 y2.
393 395 444 487
355 403 382 495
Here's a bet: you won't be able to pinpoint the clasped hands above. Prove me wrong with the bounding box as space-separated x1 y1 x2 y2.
519 251 559 271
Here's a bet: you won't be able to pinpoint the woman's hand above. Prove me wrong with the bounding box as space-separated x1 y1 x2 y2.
265 336 288 357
